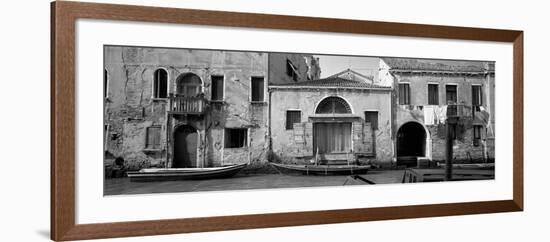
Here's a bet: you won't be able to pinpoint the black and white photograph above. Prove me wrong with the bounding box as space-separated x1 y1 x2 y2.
9 0 549 241
103 45 495 195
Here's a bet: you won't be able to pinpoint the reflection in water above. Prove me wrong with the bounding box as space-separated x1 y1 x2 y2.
104 171 406 196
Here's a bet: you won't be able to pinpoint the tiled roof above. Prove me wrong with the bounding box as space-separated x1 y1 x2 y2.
328 68 374 81
382 57 493 72
272 76 390 89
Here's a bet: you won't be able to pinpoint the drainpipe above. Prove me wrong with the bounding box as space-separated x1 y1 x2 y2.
204 123 207 168
166 94 172 168
445 117 458 181
203 103 209 168
165 116 169 168
267 88 273 157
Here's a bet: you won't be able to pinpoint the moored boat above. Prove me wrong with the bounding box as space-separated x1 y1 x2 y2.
127 163 247 182
270 162 370 175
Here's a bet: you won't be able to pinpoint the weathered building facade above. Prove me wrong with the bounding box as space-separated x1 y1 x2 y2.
104 46 270 169
268 77 393 164
104 47 495 171
380 58 495 165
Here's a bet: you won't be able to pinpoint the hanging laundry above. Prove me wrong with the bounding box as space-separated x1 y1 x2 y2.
434 105 447 124
474 108 491 125
423 105 435 125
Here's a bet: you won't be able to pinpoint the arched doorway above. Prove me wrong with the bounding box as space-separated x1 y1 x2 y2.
396 122 427 166
313 96 353 154
176 73 202 96
173 125 198 168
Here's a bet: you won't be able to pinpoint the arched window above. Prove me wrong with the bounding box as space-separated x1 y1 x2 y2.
176 73 202 96
153 69 168 98
104 69 108 98
315 96 352 114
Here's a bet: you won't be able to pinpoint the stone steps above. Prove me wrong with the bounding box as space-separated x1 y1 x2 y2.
397 156 418 167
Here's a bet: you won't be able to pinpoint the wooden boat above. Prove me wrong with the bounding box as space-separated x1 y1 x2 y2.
270 162 370 176
127 163 247 182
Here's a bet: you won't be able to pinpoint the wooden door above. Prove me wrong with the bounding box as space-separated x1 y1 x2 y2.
313 122 351 154
173 125 198 168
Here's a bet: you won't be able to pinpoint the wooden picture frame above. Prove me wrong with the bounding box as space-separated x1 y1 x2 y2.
51 1 523 241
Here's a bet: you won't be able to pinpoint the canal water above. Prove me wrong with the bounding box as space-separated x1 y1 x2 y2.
104 170 406 196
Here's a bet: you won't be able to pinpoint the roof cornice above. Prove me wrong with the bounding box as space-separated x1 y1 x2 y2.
268 85 392 91
390 69 494 75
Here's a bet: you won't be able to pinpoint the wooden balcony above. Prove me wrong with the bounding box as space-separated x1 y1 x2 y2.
168 95 208 115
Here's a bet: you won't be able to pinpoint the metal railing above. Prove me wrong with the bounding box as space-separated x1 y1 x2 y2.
446 104 474 118
399 104 480 119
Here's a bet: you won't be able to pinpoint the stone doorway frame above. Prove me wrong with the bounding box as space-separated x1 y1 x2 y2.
171 123 201 168
396 121 432 160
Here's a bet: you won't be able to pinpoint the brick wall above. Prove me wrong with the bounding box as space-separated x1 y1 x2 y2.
429 124 486 162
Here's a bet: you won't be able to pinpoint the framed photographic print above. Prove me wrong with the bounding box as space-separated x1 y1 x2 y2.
51 1 523 241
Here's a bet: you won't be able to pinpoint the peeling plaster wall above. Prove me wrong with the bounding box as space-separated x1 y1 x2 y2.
391 71 495 162
394 73 488 106
104 46 269 169
428 124 486 162
270 88 393 163
103 46 494 169
104 47 171 169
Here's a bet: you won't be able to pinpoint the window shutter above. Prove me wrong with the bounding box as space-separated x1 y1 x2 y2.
146 126 161 149
211 76 224 101
362 122 374 153
472 85 482 106
399 83 410 105
293 123 305 144
251 77 264 102
428 84 439 105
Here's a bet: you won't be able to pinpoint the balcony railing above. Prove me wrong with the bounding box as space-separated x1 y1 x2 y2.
446 104 473 118
168 95 208 115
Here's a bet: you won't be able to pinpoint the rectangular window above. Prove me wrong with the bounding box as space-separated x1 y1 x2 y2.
398 83 410 105
251 77 264 102
211 75 224 101
286 110 301 130
472 85 483 106
225 128 248 148
446 85 457 104
428 84 439 105
473 125 483 147
145 126 161 149
153 69 168 98
364 111 379 130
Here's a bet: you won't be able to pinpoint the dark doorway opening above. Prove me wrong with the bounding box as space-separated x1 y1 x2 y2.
397 122 427 162
173 125 198 168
